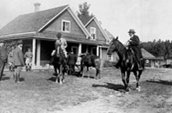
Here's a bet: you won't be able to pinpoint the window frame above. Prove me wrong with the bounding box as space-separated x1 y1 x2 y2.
61 20 71 33
90 27 97 40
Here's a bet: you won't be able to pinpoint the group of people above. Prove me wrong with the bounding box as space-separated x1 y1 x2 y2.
0 29 143 82
0 40 25 83
0 40 33 83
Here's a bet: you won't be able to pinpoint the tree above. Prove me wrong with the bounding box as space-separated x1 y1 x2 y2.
142 39 172 60
77 2 93 25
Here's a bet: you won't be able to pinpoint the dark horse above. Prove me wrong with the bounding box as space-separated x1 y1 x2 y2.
107 37 145 91
51 46 67 84
79 53 102 79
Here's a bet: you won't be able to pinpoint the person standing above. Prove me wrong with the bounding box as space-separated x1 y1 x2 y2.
24 48 33 71
67 51 77 74
0 40 8 80
127 29 143 70
8 45 15 72
13 40 25 83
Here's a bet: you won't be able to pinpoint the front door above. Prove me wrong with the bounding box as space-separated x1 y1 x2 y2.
91 47 96 55
71 46 78 54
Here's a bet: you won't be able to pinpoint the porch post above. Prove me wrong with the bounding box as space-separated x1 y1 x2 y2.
100 46 102 59
32 38 36 69
96 46 99 56
36 40 41 67
78 43 82 56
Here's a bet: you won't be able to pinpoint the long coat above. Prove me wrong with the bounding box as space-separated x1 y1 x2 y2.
129 35 142 60
13 47 25 66
67 53 77 65
0 46 8 63
0 46 8 78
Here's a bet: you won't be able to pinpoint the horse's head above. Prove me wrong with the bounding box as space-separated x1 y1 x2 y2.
107 37 120 55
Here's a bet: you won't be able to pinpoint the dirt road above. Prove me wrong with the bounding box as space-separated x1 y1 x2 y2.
0 67 172 113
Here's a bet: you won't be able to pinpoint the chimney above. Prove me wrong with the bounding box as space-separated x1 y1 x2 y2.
34 3 41 12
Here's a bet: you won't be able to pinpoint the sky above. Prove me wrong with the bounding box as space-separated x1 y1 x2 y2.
0 0 172 43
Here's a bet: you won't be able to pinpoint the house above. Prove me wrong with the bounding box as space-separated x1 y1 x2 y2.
83 16 110 60
0 4 108 69
141 48 160 67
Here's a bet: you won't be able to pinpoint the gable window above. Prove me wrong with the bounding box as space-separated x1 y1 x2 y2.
61 20 71 32
90 27 96 40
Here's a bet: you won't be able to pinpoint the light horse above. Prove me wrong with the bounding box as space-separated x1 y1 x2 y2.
107 37 145 91
52 44 67 84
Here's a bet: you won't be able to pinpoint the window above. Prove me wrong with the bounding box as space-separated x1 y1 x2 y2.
90 27 96 40
61 20 71 32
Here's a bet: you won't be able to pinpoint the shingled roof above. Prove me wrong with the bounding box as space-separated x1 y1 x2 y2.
0 5 68 36
141 48 156 60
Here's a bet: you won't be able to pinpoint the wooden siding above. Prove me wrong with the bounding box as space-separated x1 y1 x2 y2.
86 20 106 42
43 10 86 38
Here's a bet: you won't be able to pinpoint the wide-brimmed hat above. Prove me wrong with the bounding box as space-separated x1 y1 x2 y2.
128 29 135 34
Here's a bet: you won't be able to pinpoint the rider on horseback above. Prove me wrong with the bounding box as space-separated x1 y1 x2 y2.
55 32 68 58
127 29 143 70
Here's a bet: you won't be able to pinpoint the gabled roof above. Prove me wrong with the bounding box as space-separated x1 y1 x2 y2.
85 16 109 41
104 29 115 41
0 5 90 38
0 5 68 36
78 14 93 25
141 48 156 59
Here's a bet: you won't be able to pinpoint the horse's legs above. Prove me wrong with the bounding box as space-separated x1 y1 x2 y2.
53 65 58 75
62 65 66 83
95 68 100 79
68 65 72 75
80 65 84 77
59 65 64 84
55 66 59 83
133 71 142 91
121 70 127 90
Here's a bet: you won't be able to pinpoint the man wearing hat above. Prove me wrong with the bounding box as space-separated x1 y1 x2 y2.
55 32 68 58
0 40 8 80
13 40 25 83
67 51 77 74
128 29 143 70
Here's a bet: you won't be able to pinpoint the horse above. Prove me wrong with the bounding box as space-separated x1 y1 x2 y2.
51 46 68 84
107 37 145 91
79 53 102 79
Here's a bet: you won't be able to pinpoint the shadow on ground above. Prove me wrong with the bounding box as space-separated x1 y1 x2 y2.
1 76 10 81
48 77 56 82
146 80 172 86
92 82 126 92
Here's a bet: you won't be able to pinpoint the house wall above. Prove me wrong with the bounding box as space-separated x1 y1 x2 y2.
44 10 86 38
23 39 32 53
101 48 109 60
86 20 106 42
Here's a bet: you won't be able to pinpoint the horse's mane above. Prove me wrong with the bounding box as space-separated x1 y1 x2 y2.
115 39 126 51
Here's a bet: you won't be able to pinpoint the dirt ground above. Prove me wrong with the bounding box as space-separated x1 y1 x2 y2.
0 67 172 113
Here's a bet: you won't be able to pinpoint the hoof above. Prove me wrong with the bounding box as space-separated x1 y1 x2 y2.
125 87 130 92
136 86 141 92
59 81 63 85
55 80 58 83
